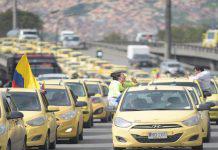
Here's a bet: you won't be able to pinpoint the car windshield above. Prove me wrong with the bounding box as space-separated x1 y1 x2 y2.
86 84 101 95
168 64 180 67
45 89 71 106
133 54 149 59
207 32 214 39
10 92 41 111
66 82 86 97
151 82 202 97
121 90 192 111
136 74 150 78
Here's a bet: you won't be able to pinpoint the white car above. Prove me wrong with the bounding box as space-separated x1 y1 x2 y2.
38 73 69 81
160 60 185 75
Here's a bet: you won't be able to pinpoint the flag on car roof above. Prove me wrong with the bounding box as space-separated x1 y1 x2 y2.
12 54 40 89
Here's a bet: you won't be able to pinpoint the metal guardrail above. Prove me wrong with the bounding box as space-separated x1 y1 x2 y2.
88 41 218 61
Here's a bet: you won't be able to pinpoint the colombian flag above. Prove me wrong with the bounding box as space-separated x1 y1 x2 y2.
12 54 40 89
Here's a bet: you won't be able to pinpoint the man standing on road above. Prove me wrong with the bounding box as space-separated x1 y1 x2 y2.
191 66 211 98
108 71 125 107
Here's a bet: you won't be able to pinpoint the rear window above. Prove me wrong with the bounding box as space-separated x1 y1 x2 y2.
10 92 41 111
45 89 71 106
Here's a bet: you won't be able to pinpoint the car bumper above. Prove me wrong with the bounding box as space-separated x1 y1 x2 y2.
26 124 47 147
56 118 77 139
112 124 202 148
81 106 91 123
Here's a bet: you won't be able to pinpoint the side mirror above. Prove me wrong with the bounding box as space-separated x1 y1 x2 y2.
203 91 212 98
205 102 216 108
7 111 24 120
47 106 59 112
197 104 210 111
76 101 87 107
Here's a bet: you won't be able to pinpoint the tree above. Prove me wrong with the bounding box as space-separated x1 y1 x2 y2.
0 9 43 37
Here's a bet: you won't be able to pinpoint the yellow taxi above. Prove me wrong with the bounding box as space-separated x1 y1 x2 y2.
149 78 212 142
112 86 211 150
61 79 93 128
206 79 218 124
186 87 212 143
84 80 111 122
44 83 84 143
0 89 26 150
8 88 57 149
149 78 205 102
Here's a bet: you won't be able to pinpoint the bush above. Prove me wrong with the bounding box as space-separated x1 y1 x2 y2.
158 26 207 43
103 32 128 44
0 9 43 37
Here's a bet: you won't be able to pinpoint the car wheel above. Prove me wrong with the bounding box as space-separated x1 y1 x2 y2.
204 122 211 143
91 116 94 127
192 145 203 150
22 138 26 150
69 125 79 144
49 133 57 149
41 133 50 150
84 116 92 128
113 147 124 150
101 115 109 123
79 128 83 140
6 142 11 150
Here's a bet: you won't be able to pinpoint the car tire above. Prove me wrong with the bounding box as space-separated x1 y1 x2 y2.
6 142 11 150
101 115 109 123
91 116 94 127
49 133 57 149
69 126 79 144
204 122 211 143
113 147 124 150
192 144 203 150
216 120 218 125
22 137 27 150
79 128 83 140
40 133 50 150
84 116 92 128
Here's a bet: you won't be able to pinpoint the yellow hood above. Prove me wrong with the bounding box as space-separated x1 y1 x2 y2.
207 94 218 101
117 110 196 123
21 111 44 122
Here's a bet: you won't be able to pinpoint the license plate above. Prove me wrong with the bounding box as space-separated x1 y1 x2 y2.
148 132 167 139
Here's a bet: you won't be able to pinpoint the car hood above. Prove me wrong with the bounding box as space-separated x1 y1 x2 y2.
21 111 44 122
207 94 218 101
116 110 196 123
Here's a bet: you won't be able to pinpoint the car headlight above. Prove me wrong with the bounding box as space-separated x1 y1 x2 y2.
60 111 76 120
182 115 200 126
0 124 6 135
27 117 46 126
114 117 132 128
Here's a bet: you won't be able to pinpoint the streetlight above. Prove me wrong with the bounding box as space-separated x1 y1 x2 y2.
165 0 172 59
12 0 17 29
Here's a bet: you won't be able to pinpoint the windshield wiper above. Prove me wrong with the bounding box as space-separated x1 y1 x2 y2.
149 108 170 110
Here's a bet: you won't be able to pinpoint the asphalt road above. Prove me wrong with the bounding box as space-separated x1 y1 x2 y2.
56 120 218 150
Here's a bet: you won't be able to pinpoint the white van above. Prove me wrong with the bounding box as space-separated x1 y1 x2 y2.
19 29 40 40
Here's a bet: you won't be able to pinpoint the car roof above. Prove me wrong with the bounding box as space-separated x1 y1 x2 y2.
151 77 195 83
0 88 37 93
128 85 186 92
45 84 66 89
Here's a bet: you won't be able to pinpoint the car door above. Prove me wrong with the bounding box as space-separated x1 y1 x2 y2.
2 96 18 150
5 94 26 149
40 92 57 142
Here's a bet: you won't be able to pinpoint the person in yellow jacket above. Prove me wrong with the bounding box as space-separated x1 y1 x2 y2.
108 72 138 107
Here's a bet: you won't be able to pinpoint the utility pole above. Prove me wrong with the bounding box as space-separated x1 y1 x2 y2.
165 0 171 59
12 0 17 30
